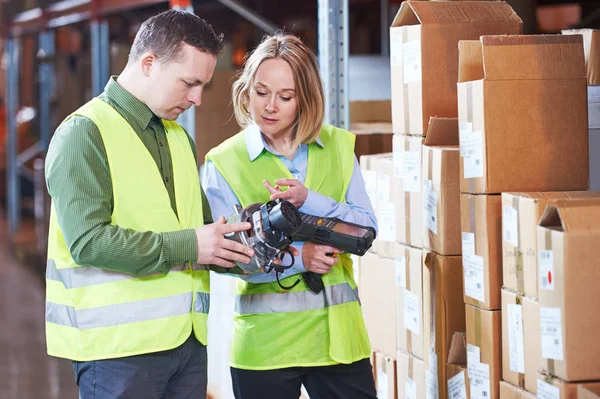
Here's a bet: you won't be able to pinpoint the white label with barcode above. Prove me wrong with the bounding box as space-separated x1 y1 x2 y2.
540 307 564 360
461 130 484 179
396 255 406 287
377 172 391 204
459 122 473 156
404 289 421 335
405 376 417 399
463 254 485 303
403 151 421 193
424 180 438 234
403 40 422 83
539 250 554 290
447 371 467 399
462 232 475 256
362 170 378 209
537 380 560 399
467 344 481 379
377 370 388 398
377 202 396 242
503 205 519 247
470 362 490 399
426 370 439 399
508 303 525 373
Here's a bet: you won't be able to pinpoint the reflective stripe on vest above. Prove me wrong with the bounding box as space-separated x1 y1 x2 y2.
235 283 359 315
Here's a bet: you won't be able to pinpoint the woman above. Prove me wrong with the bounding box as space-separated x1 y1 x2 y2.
203 34 378 399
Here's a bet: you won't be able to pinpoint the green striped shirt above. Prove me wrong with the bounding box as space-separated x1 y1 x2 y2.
46 77 211 276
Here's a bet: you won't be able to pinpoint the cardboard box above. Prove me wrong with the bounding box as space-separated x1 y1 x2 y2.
522 296 540 394
537 198 600 381
466 305 502 399
422 118 462 256
350 100 393 160
447 364 470 399
502 191 600 298
397 244 425 360
375 352 397 399
423 252 466 399
580 385 600 399
392 135 424 248
390 1 522 135
360 252 397 358
501 289 528 390
499 381 536 399
562 29 600 85
398 351 426 399
460 194 502 310
537 375 600 399
457 35 589 194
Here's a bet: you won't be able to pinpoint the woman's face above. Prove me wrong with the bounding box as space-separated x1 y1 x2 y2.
249 58 298 140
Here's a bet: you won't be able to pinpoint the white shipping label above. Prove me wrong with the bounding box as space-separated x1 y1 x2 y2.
539 250 554 291
508 303 525 373
503 206 519 247
405 377 417 399
447 371 467 399
462 232 475 256
424 180 438 235
390 32 402 67
403 40 422 84
463 254 485 303
396 255 406 287
467 344 481 379
540 307 564 361
377 202 396 242
404 289 421 335
470 362 491 399
403 151 421 193
461 130 484 179
377 172 391 204
459 122 473 156
377 370 388 398
362 170 378 209
537 380 560 399
426 370 439 399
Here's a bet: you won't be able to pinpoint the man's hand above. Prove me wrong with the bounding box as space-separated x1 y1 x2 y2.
195 216 254 268
263 178 308 208
302 242 343 274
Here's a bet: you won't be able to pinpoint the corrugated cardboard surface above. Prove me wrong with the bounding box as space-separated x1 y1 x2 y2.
447 364 470 399
522 296 540 394
579 385 600 399
398 351 426 399
350 100 393 160
499 381 536 399
501 289 525 389
562 29 600 85
537 375 600 399
375 352 397 399
466 305 502 399
537 199 600 381
397 244 425 360
360 252 397 358
460 194 502 310
393 135 425 248
390 1 522 135
501 191 600 298
458 35 589 194
423 252 466 399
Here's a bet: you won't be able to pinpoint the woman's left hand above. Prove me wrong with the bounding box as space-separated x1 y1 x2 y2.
263 178 308 208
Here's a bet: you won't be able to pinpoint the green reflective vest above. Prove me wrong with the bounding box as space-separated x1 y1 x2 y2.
46 98 209 361
206 124 371 370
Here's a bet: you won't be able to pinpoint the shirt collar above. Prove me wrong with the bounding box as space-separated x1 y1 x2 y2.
104 76 157 130
245 124 324 162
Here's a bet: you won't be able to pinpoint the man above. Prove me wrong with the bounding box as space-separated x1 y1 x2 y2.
45 10 254 398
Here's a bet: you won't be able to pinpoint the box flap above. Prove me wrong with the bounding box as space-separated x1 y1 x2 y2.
539 198 600 233
447 331 467 364
579 385 600 399
458 40 484 83
350 100 391 124
563 29 600 85
391 1 420 28
424 117 459 146
481 34 586 80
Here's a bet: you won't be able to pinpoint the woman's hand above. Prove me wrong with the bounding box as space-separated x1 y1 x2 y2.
263 178 309 208
301 243 343 274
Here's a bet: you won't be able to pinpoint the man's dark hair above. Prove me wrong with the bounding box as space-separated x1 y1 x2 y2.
129 10 224 64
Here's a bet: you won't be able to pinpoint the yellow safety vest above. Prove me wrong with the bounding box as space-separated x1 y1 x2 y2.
206 124 371 370
45 98 209 361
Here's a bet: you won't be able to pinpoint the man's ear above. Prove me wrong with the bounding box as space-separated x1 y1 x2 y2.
140 51 157 77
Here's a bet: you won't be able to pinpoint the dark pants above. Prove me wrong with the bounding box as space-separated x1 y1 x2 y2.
73 334 207 399
231 358 377 399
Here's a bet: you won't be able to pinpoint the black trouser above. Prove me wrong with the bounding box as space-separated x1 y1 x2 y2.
231 358 377 399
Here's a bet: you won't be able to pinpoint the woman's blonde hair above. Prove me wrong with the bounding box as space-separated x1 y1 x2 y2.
232 34 325 148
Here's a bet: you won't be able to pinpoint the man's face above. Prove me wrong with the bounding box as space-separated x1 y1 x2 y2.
145 44 217 120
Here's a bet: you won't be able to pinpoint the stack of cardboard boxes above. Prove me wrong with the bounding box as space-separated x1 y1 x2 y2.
359 2 522 398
